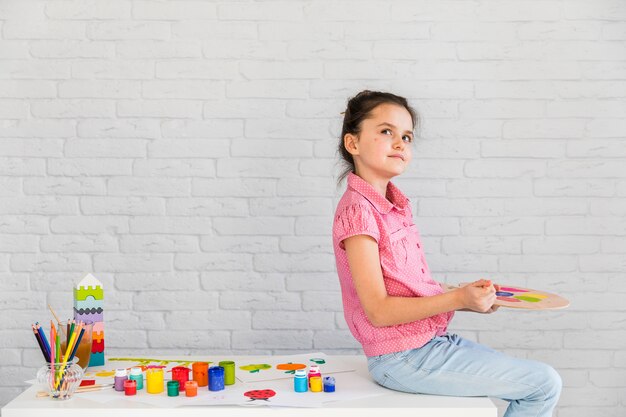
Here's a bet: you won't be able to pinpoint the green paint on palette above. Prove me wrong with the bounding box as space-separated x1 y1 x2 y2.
514 296 541 303
310 358 326 364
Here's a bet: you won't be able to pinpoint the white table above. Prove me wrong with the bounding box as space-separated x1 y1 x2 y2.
1 355 496 417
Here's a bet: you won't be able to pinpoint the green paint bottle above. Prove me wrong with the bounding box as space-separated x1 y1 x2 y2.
167 380 179 397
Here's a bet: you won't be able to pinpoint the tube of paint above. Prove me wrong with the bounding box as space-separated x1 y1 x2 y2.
310 376 323 392
167 380 180 397
323 376 335 392
185 380 198 397
171 366 190 392
219 360 235 385
114 368 127 392
192 362 209 387
208 366 224 391
124 379 137 396
129 367 143 390
146 368 164 394
294 369 308 392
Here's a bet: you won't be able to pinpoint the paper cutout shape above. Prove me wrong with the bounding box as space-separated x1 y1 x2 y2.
276 363 306 374
244 389 276 402
239 364 271 373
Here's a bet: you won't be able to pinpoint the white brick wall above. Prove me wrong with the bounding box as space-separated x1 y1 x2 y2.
0 0 625 415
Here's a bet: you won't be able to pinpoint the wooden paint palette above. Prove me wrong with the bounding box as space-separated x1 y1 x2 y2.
444 283 570 310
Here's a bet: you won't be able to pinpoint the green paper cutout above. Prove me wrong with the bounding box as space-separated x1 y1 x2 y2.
239 364 271 373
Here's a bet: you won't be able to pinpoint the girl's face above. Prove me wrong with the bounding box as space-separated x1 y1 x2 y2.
345 103 414 181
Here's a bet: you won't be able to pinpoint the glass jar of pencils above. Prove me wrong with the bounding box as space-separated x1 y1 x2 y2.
36 359 84 400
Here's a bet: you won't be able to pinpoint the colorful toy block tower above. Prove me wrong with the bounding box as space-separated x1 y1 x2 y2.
74 273 105 367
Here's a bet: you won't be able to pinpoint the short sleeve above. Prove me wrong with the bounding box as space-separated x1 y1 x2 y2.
333 203 380 249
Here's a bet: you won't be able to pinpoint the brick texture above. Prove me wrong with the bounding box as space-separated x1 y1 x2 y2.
0 1 625 415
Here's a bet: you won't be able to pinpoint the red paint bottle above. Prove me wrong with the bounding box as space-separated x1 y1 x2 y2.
171 366 190 392
307 365 321 388
124 379 137 396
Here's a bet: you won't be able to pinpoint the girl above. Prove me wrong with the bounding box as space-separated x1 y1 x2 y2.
332 90 562 417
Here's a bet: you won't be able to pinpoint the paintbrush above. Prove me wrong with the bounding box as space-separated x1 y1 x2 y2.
47 304 67 340
36 384 114 398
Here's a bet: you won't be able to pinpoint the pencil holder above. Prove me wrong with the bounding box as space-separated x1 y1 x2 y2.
37 359 84 400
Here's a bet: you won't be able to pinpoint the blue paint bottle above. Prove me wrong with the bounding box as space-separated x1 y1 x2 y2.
208 366 224 391
294 369 308 392
323 376 336 392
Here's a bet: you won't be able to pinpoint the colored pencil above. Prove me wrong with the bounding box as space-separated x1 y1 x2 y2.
31 325 48 362
68 324 85 362
35 323 51 361
50 323 56 387
55 325 60 364
69 319 75 342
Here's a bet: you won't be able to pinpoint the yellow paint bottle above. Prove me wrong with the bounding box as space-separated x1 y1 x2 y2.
146 368 164 394
310 376 323 392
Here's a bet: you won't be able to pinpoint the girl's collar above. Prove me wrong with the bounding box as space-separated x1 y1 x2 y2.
347 172 409 214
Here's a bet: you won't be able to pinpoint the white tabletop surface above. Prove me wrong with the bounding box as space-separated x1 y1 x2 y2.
1 355 496 417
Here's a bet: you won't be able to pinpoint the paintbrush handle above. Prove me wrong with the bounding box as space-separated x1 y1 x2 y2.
36 384 114 397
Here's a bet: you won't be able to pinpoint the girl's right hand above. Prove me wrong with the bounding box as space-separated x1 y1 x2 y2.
459 279 496 313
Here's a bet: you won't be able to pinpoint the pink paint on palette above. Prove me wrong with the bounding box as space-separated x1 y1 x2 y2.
498 287 528 293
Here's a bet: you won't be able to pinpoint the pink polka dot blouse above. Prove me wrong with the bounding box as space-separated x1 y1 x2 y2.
333 173 454 357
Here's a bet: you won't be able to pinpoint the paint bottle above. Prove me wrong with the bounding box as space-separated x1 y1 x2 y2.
307 365 321 388
185 380 198 397
167 380 180 397
192 362 209 387
208 366 225 391
129 367 144 390
310 376 323 392
294 369 308 392
124 379 137 396
219 360 236 385
323 376 336 392
114 368 127 392
171 366 190 392
146 367 164 394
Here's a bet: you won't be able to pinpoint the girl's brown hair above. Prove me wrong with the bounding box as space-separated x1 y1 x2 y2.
337 90 418 184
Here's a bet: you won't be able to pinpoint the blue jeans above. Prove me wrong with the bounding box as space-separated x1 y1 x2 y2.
367 334 562 417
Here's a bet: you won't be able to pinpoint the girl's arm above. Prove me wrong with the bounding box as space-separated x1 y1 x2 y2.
344 234 496 327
